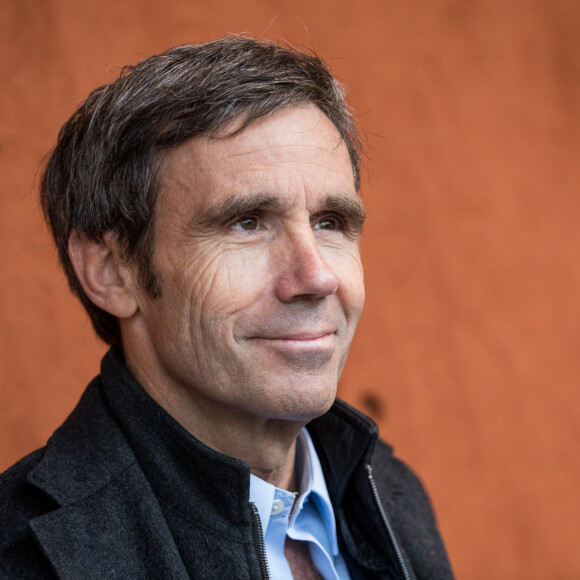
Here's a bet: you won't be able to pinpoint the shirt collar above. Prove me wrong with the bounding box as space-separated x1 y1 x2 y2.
249 470 277 535
300 427 340 555
249 427 340 556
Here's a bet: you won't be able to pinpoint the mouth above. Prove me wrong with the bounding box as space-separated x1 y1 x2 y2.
250 330 334 343
248 331 336 363
267 331 333 341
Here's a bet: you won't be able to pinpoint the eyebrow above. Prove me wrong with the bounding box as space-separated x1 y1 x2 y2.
190 192 366 232
190 193 289 230
319 194 366 234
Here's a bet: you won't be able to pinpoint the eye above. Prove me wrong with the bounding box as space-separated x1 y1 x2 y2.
231 215 260 231
312 214 344 231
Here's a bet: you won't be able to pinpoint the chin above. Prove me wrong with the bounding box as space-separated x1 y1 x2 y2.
263 378 337 423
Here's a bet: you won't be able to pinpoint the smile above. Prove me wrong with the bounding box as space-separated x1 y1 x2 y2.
249 332 336 357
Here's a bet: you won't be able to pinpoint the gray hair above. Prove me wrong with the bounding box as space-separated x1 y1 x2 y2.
40 37 362 350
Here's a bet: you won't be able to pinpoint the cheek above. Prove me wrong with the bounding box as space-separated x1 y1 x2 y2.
184 247 272 324
341 273 365 328
324 246 365 314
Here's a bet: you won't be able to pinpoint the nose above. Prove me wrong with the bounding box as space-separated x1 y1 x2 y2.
274 230 339 302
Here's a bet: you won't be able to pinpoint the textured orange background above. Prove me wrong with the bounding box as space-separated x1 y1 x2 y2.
1 1 579 578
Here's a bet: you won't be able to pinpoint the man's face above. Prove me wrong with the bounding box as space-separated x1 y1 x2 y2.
131 104 365 426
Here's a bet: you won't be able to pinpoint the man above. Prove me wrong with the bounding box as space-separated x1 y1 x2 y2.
0 38 453 579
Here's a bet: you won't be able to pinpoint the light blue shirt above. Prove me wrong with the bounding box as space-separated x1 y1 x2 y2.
249 429 351 579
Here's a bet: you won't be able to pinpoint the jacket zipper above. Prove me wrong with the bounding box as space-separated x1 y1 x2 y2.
366 464 412 580
250 502 271 580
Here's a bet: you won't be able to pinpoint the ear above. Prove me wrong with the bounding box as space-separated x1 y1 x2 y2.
68 231 139 319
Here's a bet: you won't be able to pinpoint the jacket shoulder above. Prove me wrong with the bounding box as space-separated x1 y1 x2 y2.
0 374 132 578
371 439 455 579
371 439 435 516
0 448 59 578
0 447 55 535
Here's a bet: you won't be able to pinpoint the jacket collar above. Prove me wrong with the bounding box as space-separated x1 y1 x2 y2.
26 369 190 578
26 372 135 506
99 348 254 533
25 348 385 577
27 350 381 517
309 397 381 507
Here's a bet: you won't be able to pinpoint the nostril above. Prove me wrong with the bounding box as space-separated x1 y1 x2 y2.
291 291 329 303
274 232 340 302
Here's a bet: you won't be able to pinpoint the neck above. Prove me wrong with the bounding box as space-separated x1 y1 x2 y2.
123 344 304 491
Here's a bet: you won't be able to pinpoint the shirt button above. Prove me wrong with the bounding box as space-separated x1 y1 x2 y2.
271 499 284 516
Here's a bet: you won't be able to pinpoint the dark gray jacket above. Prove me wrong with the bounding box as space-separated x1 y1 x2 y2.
0 350 454 579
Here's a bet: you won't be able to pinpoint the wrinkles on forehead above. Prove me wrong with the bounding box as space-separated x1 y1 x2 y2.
154 105 361 237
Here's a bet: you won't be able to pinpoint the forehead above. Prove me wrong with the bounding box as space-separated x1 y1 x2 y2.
157 104 356 212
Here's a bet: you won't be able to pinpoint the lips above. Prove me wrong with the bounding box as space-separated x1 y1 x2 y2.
247 328 337 347
258 334 335 351
258 331 334 341
248 332 336 370
249 331 336 352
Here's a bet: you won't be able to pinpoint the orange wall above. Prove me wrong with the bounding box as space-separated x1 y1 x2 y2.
1 1 579 578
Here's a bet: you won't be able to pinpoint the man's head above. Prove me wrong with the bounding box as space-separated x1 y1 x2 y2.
41 37 362 351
